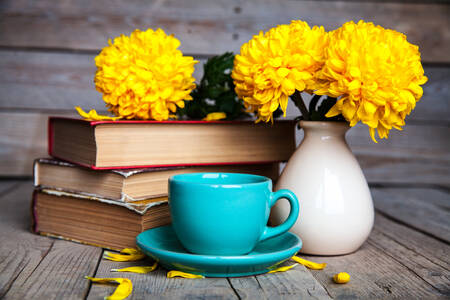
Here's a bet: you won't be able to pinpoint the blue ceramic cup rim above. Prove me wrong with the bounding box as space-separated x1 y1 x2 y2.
169 172 271 188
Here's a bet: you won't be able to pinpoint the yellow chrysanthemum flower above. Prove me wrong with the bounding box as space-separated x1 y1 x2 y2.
94 28 198 120
232 21 328 122
315 20 427 142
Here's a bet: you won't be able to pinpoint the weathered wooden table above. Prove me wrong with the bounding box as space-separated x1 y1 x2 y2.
0 180 448 299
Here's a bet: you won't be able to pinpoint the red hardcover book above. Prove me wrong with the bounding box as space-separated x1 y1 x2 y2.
48 117 296 170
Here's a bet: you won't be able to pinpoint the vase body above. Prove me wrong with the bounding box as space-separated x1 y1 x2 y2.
272 121 374 255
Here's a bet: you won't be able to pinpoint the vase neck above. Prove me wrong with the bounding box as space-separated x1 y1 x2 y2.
300 121 349 139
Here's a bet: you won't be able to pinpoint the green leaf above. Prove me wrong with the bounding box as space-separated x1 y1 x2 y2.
178 52 249 120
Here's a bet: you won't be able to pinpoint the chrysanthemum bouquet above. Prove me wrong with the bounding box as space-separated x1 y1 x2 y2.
232 20 427 142
77 20 426 142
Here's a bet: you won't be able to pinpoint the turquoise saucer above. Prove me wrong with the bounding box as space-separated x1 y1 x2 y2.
136 225 302 277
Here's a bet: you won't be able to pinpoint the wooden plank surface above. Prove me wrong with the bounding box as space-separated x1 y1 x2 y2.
374 214 449 271
369 216 450 295
302 212 449 299
0 0 449 62
0 180 449 299
88 261 239 300
228 268 331 299
0 50 206 111
0 181 103 299
372 187 450 242
0 111 76 176
89 256 331 300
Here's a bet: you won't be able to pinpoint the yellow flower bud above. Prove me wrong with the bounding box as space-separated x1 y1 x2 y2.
333 272 351 284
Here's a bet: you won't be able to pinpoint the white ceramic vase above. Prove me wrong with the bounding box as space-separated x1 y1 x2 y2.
271 121 374 255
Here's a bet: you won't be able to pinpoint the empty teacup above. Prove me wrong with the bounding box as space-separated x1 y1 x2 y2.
169 173 299 256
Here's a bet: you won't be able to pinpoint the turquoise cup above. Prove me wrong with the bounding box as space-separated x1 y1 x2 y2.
169 173 299 256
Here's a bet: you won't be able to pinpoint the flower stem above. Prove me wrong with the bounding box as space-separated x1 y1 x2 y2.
291 90 309 121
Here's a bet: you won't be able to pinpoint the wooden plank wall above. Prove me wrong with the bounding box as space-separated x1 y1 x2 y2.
0 0 449 184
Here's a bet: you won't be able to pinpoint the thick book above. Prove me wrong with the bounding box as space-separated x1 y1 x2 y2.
34 158 280 202
32 189 170 250
48 118 296 169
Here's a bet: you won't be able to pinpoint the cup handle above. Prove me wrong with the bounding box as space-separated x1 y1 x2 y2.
259 189 299 242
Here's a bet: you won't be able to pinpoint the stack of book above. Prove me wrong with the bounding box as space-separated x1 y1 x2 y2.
32 117 296 250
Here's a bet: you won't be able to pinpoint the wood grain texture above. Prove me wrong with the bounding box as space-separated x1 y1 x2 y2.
0 181 19 194
347 124 450 161
4 241 101 300
348 124 450 187
228 267 332 299
0 182 53 298
302 236 444 298
0 0 449 62
369 216 450 295
0 181 103 299
374 213 449 272
0 111 76 176
358 156 450 188
90 248 330 299
372 187 450 242
88 259 238 300
301 212 450 299
0 50 206 111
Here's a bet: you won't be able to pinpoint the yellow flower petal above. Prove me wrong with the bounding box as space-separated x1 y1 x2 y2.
85 276 132 300
369 127 378 143
268 263 298 273
291 256 327 270
202 112 227 121
75 106 122 121
103 249 146 262
333 272 351 284
325 104 342 118
167 271 204 279
120 248 140 254
111 262 158 274
276 67 290 78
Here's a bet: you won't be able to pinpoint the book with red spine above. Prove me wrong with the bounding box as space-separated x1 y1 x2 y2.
48 117 296 170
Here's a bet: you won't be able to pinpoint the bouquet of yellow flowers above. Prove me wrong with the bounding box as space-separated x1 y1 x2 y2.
77 20 426 142
232 20 427 142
